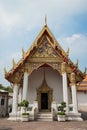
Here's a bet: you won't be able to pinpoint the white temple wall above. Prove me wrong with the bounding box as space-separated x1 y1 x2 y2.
27 67 71 104
46 67 63 104
77 92 87 112
28 67 43 103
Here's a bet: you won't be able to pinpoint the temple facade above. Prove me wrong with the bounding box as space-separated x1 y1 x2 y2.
4 23 85 121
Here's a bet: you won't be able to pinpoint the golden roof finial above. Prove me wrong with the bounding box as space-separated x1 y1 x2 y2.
22 48 25 58
66 48 70 57
75 59 79 67
44 15 47 26
84 67 87 75
4 67 7 75
12 58 16 68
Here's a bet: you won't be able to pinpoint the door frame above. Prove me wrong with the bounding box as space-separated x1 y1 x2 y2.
37 85 53 111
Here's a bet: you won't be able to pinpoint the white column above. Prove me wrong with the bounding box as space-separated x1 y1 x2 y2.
71 73 78 113
12 84 19 114
22 71 28 100
61 62 69 113
19 87 22 103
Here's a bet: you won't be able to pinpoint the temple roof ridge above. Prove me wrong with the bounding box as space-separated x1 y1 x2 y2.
4 23 84 83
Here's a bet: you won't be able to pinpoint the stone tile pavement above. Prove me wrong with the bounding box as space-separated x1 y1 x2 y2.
0 119 87 130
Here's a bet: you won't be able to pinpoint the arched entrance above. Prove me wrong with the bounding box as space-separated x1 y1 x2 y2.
28 63 63 111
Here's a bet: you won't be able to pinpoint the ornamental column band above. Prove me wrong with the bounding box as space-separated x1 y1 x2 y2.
61 62 69 113
12 84 19 114
22 65 29 100
70 72 78 113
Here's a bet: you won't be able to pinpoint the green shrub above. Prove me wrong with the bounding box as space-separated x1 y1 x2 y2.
57 101 66 115
18 100 29 107
22 113 29 116
57 111 65 115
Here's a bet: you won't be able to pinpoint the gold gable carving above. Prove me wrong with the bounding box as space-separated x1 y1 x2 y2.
32 36 58 58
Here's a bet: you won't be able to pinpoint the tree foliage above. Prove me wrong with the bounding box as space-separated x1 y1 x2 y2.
0 84 13 93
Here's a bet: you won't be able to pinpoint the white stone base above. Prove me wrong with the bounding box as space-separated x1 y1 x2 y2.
8 112 21 121
8 111 83 121
8 117 21 121
8 111 35 121
66 113 83 121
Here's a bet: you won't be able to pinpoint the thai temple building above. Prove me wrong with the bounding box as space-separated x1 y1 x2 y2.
4 20 86 121
0 89 9 117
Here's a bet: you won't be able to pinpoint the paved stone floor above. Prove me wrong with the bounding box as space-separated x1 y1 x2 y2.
0 119 87 130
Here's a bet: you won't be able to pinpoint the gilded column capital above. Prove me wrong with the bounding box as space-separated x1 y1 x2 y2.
24 63 29 73
70 72 76 86
61 62 67 74
14 72 20 84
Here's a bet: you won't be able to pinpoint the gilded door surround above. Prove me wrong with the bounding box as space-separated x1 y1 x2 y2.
37 77 53 111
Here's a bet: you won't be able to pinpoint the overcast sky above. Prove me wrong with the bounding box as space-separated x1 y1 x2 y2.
0 0 87 86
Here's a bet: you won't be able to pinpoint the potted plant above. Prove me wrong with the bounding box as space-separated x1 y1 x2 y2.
21 112 29 122
57 101 66 121
19 100 29 121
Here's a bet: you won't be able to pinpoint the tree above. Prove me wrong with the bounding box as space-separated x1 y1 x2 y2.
0 84 13 93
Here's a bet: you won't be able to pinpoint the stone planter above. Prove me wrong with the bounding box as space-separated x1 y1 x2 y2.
57 115 66 121
21 113 29 122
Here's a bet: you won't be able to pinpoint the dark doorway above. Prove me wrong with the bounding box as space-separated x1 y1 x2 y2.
41 93 48 109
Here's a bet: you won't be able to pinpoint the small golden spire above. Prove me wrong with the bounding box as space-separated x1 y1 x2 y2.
44 15 47 26
12 58 16 67
22 48 25 58
75 59 79 67
4 67 7 74
84 67 87 75
66 48 70 56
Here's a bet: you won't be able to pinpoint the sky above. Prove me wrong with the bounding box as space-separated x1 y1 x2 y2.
0 0 87 87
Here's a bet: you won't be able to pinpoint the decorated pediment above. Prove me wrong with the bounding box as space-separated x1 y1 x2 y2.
31 36 58 58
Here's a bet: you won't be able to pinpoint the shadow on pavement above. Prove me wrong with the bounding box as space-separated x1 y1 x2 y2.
80 111 87 120
0 128 12 130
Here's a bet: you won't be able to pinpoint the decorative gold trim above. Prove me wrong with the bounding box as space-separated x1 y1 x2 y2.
4 67 7 75
28 57 62 63
37 75 53 111
75 59 78 68
83 67 87 75
66 48 69 57
61 62 67 74
12 58 16 68
44 15 47 26
22 48 25 58
70 72 76 86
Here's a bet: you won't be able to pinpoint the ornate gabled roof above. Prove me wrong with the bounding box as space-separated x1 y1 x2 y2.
77 75 87 91
4 24 85 84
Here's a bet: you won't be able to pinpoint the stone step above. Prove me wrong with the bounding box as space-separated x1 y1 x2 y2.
37 118 52 121
36 112 53 121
